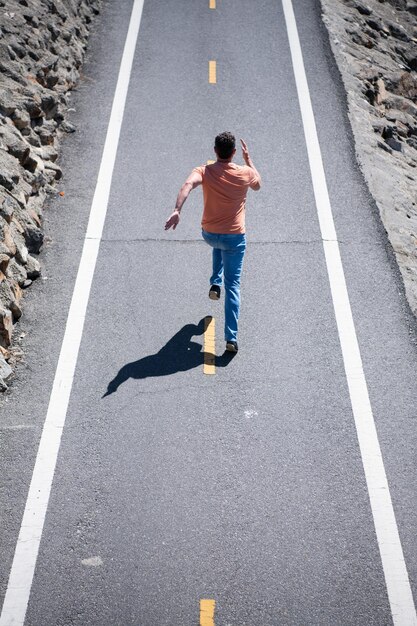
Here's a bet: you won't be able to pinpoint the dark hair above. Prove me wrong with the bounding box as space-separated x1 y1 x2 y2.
215 131 236 159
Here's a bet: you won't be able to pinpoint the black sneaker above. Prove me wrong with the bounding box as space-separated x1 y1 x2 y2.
209 285 221 300
226 340 238 353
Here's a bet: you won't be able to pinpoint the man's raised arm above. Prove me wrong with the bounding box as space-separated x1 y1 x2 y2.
240 138 261 191
164 170 203 231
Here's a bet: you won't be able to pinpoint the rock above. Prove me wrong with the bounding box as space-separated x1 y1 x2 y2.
26 194 44 220
0 88 16 116
375 77 388 104
395 120 409 137
60 119 76 133
0 308 13 347
35 122 55 145
349 28 375 47
388 21 410 41
22 220 43 253
25 254 41 279
0 0 101 387
398 47 417 70
0 149 20 190
10 224 28 264
6 137 30 166
0 279 22 321
386 136 403 151
396 71 417 100
0 345 10 361
6 257 27 286
0 354 12 380
386 93 417 116
0 218 17 257
22 151 38 173
0 191 16 223
320 0 417 317
44 160 62 180
386 0 407 8
385 108 416 126
354 2 373 15
366 17 386 32
12 107 30 130
406 136 417 149
377 139 393 153
35 145 58 162
0 254 10 274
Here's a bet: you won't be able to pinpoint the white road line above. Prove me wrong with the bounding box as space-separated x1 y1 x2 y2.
0 2 144 624
281 1 417 624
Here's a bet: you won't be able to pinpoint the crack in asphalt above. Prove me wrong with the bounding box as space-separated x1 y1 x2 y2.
99 237 343 245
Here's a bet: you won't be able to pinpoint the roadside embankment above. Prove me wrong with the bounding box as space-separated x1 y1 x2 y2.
0 0 101 389
320 0 417 315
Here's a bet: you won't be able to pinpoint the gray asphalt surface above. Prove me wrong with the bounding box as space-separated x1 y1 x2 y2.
1 0 417 624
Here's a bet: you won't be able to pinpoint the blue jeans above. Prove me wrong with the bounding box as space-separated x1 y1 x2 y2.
202 230 246 342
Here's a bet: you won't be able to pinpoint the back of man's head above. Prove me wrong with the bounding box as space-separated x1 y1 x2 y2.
215 131 236 159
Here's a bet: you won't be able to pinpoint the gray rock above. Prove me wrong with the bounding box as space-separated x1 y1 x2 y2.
354 2 373 15
44 160 62 180
0 307 13 347
60 119 76 133
0 354 12 380
10 224 28 265
386 136 403 151
0 149 20 190
0 0 101 387
25 254 41 279
6 257 27 286
407 1 417 15
11 108 30 130
388 21 411 41
321 0 417 316
0 191 16 223
366 17 385 32
377 139 393 153
22 221 43 253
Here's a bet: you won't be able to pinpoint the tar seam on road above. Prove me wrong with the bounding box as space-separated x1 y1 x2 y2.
209 60 217 84
204 316 216 375
200 599 216 625
0 2 145 625
281 0 417 624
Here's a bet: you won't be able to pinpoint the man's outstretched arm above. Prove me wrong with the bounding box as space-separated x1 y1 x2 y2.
164 170 203 230
240 138 262 190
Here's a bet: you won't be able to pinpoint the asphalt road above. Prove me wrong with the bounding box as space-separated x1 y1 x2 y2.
1 0 417 624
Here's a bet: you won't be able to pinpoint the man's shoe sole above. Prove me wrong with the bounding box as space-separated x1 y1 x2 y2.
226 342 238 353
209 292 220 300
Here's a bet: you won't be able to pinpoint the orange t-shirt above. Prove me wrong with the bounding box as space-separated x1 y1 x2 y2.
193 162 258 234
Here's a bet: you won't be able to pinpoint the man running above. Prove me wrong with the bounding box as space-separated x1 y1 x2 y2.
164 131 261 353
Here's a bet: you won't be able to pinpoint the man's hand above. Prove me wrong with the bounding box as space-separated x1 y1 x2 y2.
164 209 180 231
240 138 250 165
164 170 203 231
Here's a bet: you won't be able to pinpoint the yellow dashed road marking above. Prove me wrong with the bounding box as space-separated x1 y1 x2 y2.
200 599 216 625
207 160 215 164
208 60 217 84
209 0 216 8
203 316 215 375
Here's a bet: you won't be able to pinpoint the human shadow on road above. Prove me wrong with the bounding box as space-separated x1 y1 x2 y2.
103 317 236 397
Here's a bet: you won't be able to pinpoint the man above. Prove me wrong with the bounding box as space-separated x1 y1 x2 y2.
164 131 261 353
